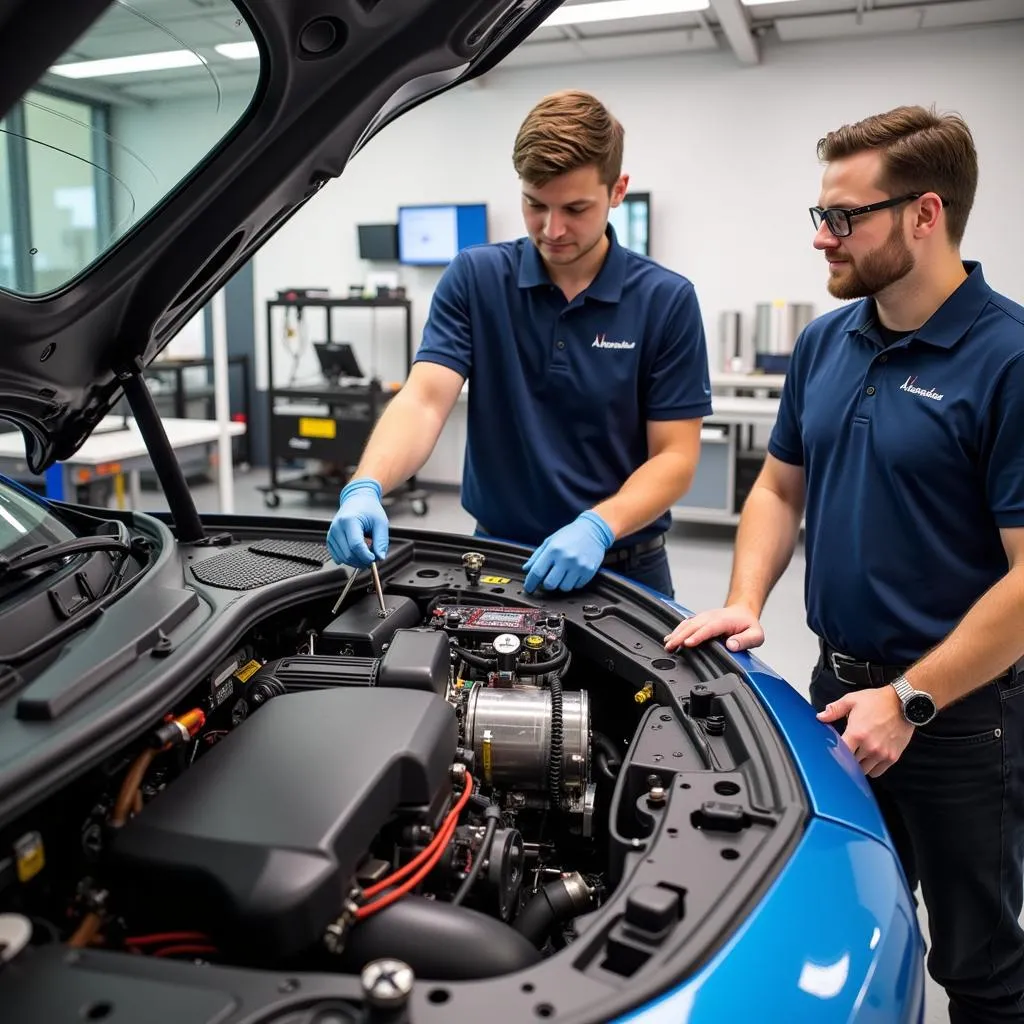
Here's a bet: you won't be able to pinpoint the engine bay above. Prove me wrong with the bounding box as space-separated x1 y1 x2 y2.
0 528 806 1022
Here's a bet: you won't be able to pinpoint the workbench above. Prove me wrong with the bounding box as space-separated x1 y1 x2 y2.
673 396 781 526
0 417 246 510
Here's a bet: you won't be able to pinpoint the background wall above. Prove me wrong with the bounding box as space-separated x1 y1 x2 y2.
251 21 1024 405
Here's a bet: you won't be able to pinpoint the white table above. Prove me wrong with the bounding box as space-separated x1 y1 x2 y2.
0 417 246 510
674 396 782 526
710 372 786 395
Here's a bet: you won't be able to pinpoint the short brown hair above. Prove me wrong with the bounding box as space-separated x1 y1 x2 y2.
817 105 977 245
512 90 624 188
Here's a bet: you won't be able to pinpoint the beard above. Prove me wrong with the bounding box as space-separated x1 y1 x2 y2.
827 219 915 300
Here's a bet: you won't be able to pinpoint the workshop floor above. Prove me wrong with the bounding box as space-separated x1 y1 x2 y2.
153 468 949 1023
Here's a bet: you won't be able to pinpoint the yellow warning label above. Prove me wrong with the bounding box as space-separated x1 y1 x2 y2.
235 659 262 683
482 731 494 786
480 575 511 585
298 417 336 439
15 831 45 883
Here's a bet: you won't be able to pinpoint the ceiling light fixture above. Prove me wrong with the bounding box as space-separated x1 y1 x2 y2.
215 41 260 60
544 0 710 28
50 49 204 79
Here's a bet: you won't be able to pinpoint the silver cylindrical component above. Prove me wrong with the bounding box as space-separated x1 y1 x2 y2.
464 684 589 794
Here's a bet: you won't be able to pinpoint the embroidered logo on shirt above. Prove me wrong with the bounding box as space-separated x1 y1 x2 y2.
899 375 944 402
592 333 635 350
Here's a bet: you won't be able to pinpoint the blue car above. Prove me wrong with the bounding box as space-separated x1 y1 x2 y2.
0 1 923 1021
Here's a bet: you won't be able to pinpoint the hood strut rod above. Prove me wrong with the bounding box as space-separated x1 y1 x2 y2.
119 361 205 543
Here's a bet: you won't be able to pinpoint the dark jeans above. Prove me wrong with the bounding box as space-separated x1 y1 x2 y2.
605 544 674 599
810 662 1024 1023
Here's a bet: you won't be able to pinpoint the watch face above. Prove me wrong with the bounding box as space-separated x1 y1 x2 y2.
905 693 936 725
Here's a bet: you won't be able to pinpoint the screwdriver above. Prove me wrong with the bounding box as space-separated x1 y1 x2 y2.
369 561 387 617
332 535 388 617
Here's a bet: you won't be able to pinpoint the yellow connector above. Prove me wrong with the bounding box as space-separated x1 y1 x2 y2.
634 682 654 704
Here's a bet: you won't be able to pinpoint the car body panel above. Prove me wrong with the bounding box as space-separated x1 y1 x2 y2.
616 817 924 1024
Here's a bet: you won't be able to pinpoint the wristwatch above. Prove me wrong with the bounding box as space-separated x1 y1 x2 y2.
890 674 937 726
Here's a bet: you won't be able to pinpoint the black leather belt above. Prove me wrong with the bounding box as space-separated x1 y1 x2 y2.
818 640 906 688
474 524 666 567
819 638 1022 689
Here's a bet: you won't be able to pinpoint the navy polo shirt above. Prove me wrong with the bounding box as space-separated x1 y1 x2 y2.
769 262 1024 664
414 227 712 549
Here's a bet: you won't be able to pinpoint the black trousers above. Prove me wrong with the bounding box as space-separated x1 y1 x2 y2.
810 662 1024 1023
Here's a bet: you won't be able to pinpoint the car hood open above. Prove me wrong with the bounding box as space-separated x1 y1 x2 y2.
0 0 562 473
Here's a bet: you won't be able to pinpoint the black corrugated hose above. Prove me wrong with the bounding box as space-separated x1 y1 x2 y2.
548 673 563 809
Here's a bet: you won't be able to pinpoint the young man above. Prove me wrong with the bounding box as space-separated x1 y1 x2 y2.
664 105 1024 1022
327 90 711 596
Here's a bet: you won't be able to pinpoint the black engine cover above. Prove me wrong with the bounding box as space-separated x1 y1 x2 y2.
109 687 458 958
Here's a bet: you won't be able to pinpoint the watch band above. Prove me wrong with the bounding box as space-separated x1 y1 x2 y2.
891 674 914 701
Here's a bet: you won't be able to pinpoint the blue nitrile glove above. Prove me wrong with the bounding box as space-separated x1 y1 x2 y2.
326 477 389 569
523 511 615 593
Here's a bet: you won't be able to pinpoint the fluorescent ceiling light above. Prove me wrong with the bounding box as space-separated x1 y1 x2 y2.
545 0 709 27
215 41 260 60
741 0 803 5
50 49 204 79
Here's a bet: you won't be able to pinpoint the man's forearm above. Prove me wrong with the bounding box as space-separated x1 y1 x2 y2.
353 390 446 494
906 566 1024 709
725 485 803 615
591 452 696 541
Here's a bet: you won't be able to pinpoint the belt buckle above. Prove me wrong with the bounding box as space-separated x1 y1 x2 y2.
829 650 857 680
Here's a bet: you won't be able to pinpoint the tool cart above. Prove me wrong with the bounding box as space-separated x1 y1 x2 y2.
259 292 429 515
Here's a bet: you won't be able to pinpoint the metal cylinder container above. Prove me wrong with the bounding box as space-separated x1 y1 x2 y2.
463 685 590 795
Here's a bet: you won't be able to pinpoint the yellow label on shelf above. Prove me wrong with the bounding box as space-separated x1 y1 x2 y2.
480 575 511 585
235 659 262 683
298 417 336 439
14 831 45 883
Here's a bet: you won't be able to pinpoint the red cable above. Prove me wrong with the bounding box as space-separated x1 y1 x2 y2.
358 772 474 917
362 772 474 900
126 931 211 946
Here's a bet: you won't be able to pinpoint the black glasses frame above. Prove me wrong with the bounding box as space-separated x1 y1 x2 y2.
809 192 949 238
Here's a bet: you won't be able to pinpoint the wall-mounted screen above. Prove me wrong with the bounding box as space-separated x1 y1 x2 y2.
608 191 650 257
357 223 398 261
397 203 488 266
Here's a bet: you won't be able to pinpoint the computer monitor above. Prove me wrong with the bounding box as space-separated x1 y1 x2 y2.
397 203 488 266
314 342 364 384
357 223 399 261
607 192 651 257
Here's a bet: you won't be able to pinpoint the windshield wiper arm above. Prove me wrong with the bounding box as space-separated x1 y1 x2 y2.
0 535 131 581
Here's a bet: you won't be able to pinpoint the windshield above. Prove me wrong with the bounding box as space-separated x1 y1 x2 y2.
0 0 261 296
0 476 74 559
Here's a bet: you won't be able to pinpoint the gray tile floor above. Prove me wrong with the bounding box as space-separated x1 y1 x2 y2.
146 468 949 1022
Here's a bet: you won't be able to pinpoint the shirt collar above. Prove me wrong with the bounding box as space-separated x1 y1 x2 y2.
845 261 992 349
517 224 627 303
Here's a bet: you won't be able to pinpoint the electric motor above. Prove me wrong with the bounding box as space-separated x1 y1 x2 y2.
462 684 590 799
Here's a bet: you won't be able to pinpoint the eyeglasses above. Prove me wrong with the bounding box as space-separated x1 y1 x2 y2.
809 193 949 238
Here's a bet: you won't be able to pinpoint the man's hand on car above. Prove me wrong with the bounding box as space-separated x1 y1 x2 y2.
816 686 914 778
663 603 765 653
326 477 389 568
523 511 614 593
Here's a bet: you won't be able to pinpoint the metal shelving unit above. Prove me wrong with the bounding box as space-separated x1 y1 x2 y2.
259 295 428 515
